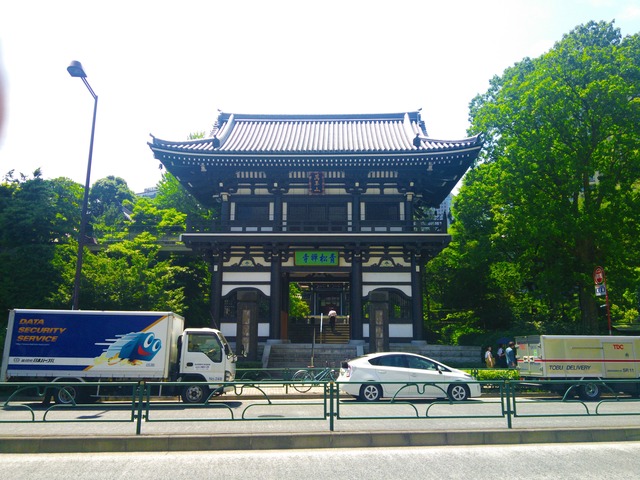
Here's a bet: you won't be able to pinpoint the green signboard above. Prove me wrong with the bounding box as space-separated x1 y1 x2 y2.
294 251 339 266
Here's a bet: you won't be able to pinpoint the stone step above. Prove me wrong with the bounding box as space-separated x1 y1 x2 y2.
264 343 482 369
265 343 360 369
288 322 350 344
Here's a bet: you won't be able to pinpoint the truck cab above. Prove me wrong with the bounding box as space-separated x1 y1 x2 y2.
178 328 237 403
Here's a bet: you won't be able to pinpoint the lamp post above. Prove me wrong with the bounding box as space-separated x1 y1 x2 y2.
67 60 98 310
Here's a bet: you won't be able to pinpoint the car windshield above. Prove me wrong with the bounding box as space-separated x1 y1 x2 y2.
188 334 222 363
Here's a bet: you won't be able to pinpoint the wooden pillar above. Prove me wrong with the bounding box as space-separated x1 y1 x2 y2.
208 250 224 329
348 182 364 232
270 182 285 232
405 191 414 231
349 248 364 340
268 245 287 340
411 252 424 341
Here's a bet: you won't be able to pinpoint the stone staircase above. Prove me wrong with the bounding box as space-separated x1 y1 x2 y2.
262 342 481 370
288 320 350 344
264 343 362 369
314 322 350 345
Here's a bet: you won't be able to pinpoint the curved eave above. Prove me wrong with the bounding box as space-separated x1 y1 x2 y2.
148 133 482 157
148 140 482 168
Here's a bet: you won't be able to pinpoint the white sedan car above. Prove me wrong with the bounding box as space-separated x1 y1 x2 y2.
337 352 481 401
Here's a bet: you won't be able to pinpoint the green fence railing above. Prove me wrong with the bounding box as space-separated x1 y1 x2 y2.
2 378 640 435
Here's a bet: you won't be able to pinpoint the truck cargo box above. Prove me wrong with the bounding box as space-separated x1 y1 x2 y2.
1 309 184 381
517 335 640 379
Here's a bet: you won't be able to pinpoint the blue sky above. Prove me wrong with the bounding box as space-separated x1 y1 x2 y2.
0 0 639 193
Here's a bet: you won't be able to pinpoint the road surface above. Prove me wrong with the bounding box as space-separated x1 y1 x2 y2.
3 442 640 480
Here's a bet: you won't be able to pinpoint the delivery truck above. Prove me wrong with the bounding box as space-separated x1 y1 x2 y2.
516 335 640 400
0 309 236 404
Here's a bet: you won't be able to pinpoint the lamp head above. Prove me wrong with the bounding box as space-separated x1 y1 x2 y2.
67 60 87 78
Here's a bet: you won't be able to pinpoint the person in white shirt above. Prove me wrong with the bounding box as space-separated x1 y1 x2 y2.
328 308 337 334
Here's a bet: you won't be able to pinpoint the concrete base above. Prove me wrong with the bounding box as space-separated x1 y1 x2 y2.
3 427 640 454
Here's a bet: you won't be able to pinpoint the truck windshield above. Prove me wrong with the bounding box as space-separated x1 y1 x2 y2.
188 334 222 363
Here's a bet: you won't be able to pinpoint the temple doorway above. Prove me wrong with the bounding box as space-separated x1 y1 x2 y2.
288 278 350 343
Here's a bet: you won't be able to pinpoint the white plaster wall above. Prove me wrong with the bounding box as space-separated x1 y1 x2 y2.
220 323 270 338
222 271 270 296
362 271 411 296
362 323 413 338
362 271 408 283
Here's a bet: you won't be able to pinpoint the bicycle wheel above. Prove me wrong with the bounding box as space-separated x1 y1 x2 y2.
292 370 314 393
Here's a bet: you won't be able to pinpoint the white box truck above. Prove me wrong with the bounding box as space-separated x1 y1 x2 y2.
1 309 237 404
516 335 640 400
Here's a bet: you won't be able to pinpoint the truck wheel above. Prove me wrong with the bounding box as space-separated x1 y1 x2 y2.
579 383 602 401
54 385 83 405
181 384 209 403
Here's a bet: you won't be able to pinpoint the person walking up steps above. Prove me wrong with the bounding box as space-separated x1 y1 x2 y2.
328 307 337 334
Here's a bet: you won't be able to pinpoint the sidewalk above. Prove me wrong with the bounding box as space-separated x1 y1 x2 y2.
4 385 640 454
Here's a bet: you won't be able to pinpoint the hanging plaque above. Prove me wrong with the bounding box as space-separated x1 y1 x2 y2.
309 172 324 194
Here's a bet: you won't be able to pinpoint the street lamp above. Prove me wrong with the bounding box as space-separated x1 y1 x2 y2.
67 60 98 310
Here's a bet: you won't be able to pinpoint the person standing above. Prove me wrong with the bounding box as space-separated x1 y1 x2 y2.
328 307 337 334
496 344 506 368
506 341 517 368
484 346 495 368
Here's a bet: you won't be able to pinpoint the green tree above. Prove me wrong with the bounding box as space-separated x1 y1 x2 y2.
289 283 310 319
155 172 216 227
0 172 82 313
155 129 217 227
125 196 186 238
463 21 640 333
81 232 187 312
89 175 135 237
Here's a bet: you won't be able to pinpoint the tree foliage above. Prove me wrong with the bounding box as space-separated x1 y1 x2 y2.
155 172 217 226
0 170 211 333
0 172 81 313
428 21 640 340
80 232 187 312
89 175 135 236
289 283 311 319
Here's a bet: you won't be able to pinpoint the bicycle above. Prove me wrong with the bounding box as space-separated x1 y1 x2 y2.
291 366 339 393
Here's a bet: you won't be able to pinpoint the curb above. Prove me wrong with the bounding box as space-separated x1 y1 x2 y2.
3 427 640 454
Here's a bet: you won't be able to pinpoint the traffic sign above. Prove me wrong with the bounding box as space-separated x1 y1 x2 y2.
593 266 605 285
595 284 607 297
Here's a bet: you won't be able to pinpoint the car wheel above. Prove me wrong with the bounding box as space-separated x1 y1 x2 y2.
579 383 602 401
181 384 209 403
448 383 470 401
359 383 382 402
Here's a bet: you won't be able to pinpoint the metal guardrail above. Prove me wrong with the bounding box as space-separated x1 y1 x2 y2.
2 378 640 435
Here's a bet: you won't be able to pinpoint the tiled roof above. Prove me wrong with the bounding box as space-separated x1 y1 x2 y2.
149 111 482 155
